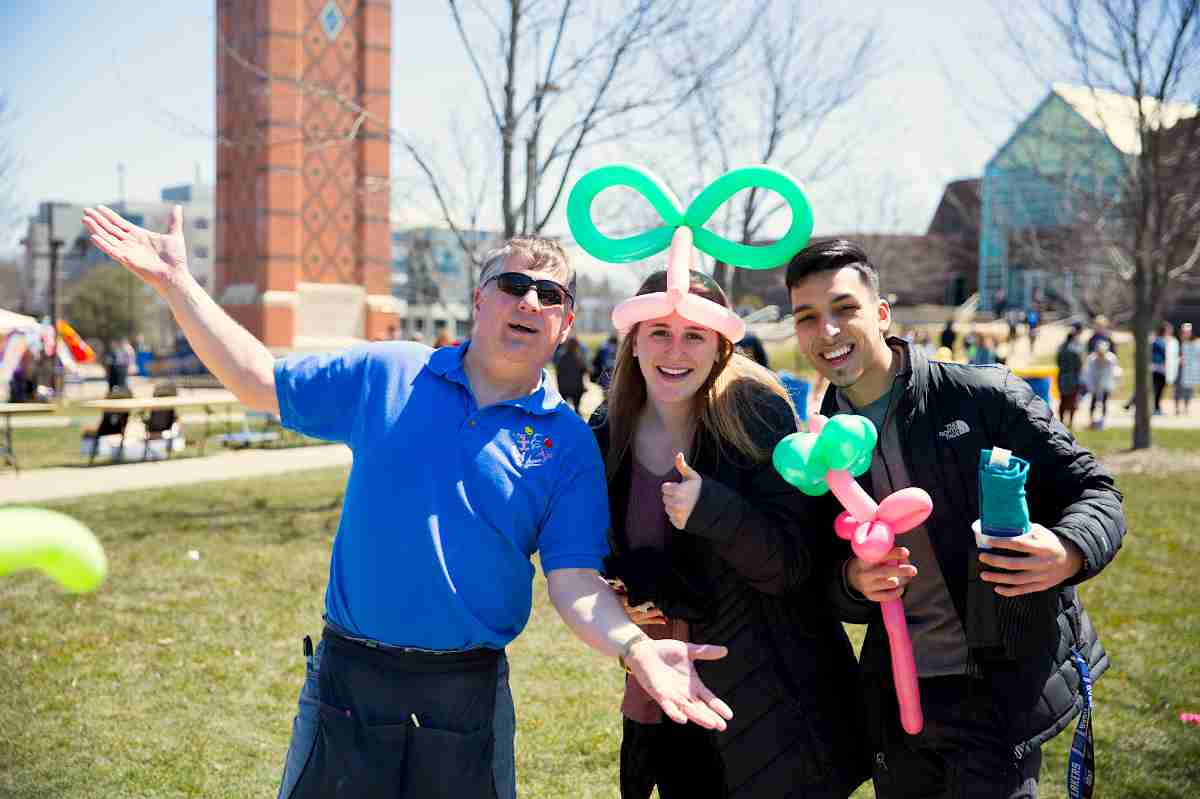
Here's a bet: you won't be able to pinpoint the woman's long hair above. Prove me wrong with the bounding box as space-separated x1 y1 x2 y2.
603 269 795 480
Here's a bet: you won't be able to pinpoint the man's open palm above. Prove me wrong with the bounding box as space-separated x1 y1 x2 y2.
82 205 189 291
626 638 733 730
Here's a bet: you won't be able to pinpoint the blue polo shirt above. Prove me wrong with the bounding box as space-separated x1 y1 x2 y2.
274 341 610 650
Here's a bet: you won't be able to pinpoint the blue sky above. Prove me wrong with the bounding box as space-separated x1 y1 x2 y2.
0 1 1054 252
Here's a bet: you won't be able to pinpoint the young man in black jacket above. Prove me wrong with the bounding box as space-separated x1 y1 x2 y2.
785 239 1125 799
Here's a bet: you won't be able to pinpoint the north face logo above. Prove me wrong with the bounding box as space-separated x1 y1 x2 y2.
939 420 970 439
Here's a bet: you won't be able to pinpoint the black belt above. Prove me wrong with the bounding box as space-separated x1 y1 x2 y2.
321 625 502 670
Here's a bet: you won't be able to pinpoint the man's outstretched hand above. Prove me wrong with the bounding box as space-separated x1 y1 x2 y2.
82 205 190 293
625 638 733 730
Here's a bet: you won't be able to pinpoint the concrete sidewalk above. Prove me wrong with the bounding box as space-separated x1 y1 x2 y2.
0 443 352 505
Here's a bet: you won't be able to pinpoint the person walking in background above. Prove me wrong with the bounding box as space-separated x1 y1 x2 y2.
1150 322 1172 415
962 326 979 363
969 335 998 366
1055 322 1086 430
102 339 131 392
939 319 956 353
735 329 769 368
1178 322 1199 415
1087 314 1116 355
1025 302 1040 351
594 267 867 798
1128 321 1173 414
914 329 935 358
592 333 620 390
1084 339 1120 429
554 336 588 413
1164 322 1180 410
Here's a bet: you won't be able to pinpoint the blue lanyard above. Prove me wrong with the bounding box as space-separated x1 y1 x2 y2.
1067 650 1095 799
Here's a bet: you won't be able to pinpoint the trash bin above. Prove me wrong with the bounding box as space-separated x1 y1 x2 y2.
1012 366 1059 405
777 371 810 423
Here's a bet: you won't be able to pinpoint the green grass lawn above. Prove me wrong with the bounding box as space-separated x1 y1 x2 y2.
2 450 1198 797
1072 426 1200 457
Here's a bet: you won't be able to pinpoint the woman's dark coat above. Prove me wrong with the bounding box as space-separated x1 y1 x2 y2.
592 391 869 797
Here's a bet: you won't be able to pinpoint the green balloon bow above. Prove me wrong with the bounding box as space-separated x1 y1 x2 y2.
0 508 108 593
772 415 877 496
566 163 814 269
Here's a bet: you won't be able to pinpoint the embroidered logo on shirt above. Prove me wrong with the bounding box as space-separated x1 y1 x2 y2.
938 420 971 440
516 425 555 467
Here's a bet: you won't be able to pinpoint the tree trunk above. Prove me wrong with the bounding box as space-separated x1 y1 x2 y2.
501 1 521 239
712 260 729 293
1130 269 1153 450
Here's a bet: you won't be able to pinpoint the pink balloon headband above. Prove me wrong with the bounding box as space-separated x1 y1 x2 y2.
566 164 814 343
613 227 746 341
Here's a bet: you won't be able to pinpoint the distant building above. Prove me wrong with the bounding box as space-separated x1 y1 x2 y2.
391 227 498 340
731 179 981 313
572 272 624 334
979 83 1199 318
18 185 214 347
0 258 20 309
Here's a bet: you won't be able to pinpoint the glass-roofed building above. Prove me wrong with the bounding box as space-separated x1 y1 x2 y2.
979 83 1196 315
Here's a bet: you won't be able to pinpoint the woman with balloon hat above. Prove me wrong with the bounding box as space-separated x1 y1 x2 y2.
572 165 868 798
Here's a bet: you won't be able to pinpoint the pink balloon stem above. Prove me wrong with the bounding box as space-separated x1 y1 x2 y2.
826 469 877 523
665 227 692 298
882 598 923 734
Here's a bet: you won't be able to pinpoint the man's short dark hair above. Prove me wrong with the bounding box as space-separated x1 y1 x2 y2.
784 238 880 297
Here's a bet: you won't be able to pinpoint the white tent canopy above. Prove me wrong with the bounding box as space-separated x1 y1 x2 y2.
0 308 38 332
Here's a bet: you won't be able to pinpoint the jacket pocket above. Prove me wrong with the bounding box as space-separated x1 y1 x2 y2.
401 723 495 799
287 702 409 799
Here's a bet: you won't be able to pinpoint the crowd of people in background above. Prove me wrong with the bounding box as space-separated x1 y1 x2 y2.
546 309 1200 427
282 298 1200 431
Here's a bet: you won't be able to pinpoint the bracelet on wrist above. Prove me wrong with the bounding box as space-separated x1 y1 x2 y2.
617 632 649 659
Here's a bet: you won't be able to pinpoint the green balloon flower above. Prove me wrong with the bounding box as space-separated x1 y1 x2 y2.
772 414 878 495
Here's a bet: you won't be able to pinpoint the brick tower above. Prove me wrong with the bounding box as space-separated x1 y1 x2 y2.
216 0 396 349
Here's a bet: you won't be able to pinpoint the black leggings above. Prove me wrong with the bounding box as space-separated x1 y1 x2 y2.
1153 371 1168 411
619 717 724 799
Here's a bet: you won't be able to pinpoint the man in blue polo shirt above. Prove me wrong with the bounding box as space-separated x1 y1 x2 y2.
82 205 733 799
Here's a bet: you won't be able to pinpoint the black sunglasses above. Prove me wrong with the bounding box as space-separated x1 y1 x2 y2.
485 271 573 307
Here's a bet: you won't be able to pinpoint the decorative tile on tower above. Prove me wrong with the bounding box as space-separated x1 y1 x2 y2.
320 1 345 41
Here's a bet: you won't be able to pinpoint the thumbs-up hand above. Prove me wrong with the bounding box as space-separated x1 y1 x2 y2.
662 452 702 530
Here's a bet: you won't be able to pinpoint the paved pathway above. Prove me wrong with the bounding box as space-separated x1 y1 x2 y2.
0 443 351 505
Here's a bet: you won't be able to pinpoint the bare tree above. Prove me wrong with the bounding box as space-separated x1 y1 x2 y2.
443 0 757 241
995 0 1200 449
674 1 879 292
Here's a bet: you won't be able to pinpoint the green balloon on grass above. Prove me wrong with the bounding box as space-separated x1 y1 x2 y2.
0 508 108 593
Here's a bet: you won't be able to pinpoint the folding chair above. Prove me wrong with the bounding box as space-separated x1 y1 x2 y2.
142 381 182 461
83 386 132 465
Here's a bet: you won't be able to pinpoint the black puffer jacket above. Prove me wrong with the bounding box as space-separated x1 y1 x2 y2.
593 391 869 797
821 339 1125 756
